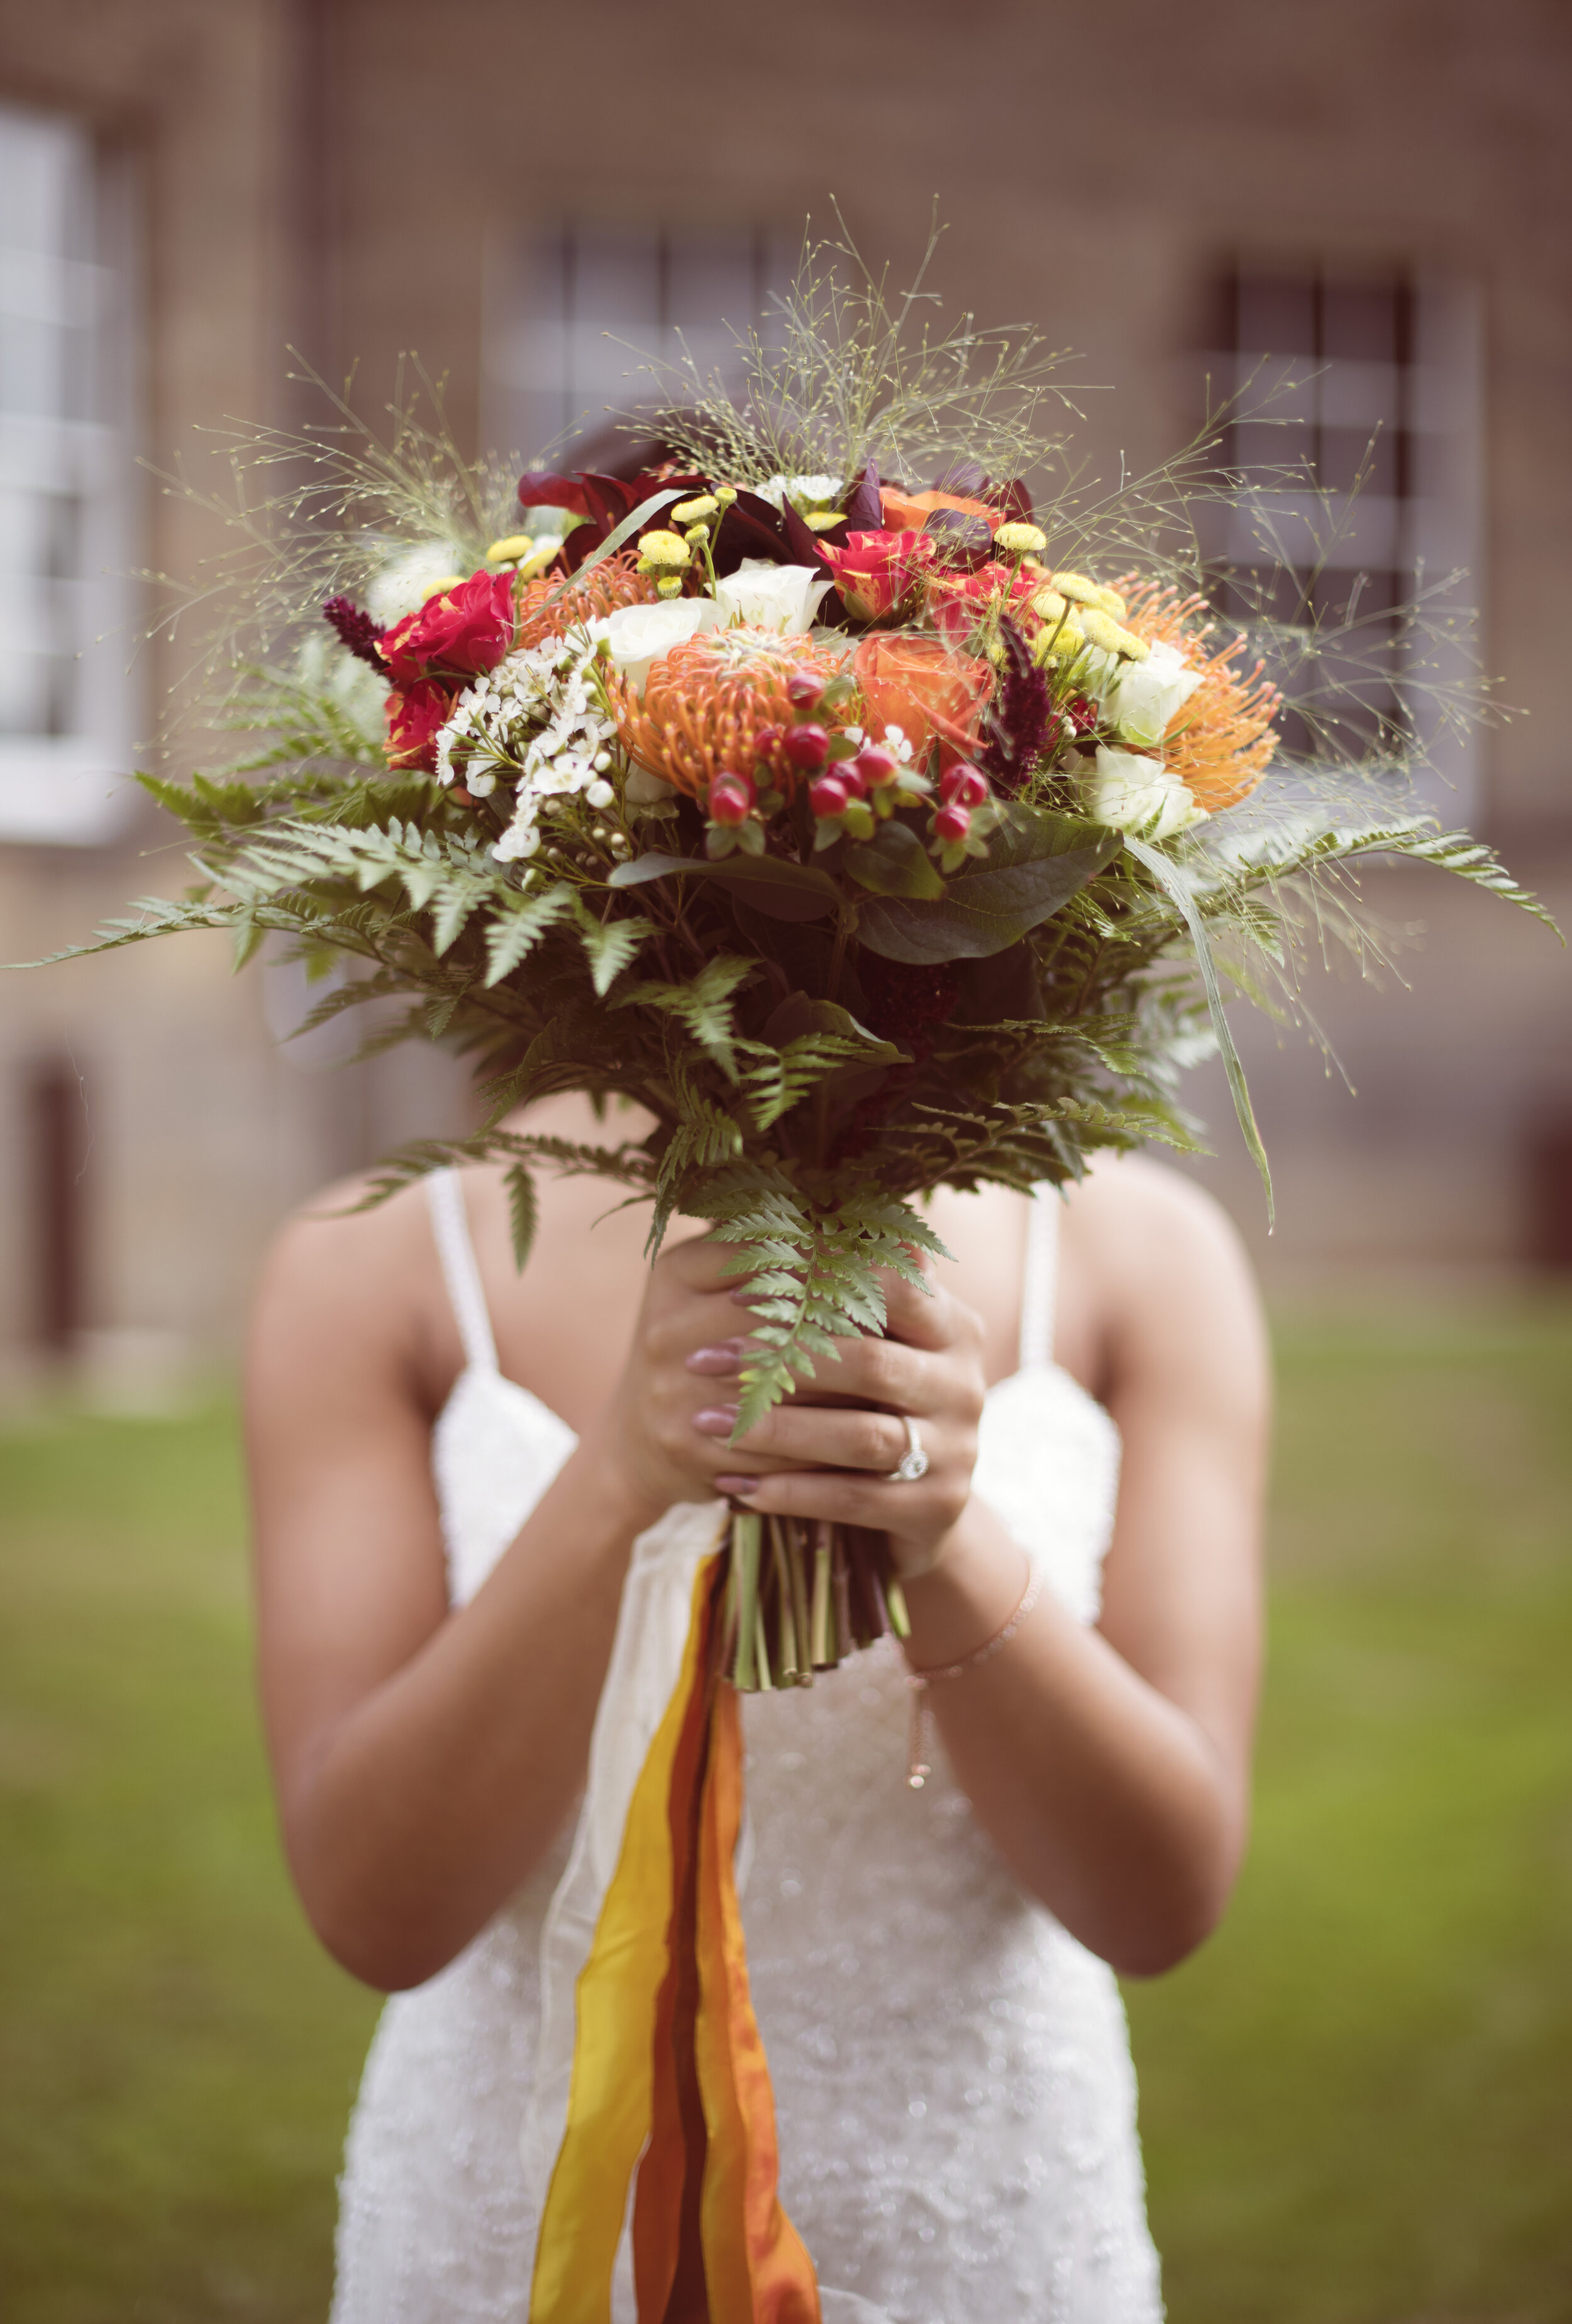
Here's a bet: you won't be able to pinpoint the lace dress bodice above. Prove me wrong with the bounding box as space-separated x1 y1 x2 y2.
331 1176 1162 2323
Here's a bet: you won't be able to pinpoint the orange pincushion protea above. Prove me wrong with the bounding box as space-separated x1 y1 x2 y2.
610 628 850 799
514 550 660 651
1119 578 1283 812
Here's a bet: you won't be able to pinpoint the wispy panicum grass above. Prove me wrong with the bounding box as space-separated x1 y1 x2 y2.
142 358 522 751
634 207 1090 493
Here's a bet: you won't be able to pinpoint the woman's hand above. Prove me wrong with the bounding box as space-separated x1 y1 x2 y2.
590 1234 988 1576
709 1259 989 1578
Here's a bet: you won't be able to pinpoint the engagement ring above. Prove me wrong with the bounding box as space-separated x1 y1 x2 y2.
886 1414 929 1483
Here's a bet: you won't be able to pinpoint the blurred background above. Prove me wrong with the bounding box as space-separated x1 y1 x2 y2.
1 3 1568 2320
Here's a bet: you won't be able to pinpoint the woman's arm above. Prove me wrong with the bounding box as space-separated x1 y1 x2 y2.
717 1166 1269 1977
249 1195 789 1991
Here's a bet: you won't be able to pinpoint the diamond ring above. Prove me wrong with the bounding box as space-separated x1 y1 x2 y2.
885 1414 929 1483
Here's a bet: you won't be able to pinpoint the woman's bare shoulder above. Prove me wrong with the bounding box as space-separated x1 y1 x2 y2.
250 1171 455 1408
1070 1150 1254 1270
1066 1154 1268 1411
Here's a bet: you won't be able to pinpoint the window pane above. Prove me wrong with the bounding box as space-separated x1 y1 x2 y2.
0 101 138 842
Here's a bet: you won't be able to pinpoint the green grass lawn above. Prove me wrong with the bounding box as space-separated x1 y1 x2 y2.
2 1300 1570 2323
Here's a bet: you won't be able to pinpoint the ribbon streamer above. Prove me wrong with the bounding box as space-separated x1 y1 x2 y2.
528 1517 819 2321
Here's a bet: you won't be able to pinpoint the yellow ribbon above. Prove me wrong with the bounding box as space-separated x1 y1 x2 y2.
528 1556 717 2323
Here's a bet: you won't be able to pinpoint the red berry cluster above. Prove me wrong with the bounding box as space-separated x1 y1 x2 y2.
933 756 988 844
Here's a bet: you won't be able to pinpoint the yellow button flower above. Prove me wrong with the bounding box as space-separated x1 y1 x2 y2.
636 529 692 571
1081 609 1148 660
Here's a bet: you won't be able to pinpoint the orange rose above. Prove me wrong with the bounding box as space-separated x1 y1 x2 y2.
852 633 993 761
878 485 999 534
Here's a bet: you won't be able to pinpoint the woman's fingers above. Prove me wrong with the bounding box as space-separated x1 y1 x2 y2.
700 1399 917 1477
877 1259 959 1352
712 1464 965 1573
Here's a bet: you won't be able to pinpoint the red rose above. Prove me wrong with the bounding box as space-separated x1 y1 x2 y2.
929 559 1041 647
379 570 517 685
385 677 455 773
819 529 935 622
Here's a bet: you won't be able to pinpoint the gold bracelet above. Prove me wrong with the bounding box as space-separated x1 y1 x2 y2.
903 1557 1045 1789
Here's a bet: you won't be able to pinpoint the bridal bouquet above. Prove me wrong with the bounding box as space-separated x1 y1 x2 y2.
94 254 1537 1693
53 228 1547 2322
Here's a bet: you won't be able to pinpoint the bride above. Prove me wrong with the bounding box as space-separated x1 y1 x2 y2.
246 1088 1268 2323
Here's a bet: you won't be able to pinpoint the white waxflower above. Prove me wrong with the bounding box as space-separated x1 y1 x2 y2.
585 597 721 697
1085 745 1207 841
753 472 844 513
494 806 541 862
1104 641 1204 751
712 559 833 635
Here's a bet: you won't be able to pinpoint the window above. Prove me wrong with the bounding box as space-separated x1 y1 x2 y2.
1205 263 1482 817
482 222 791 470
0 101 139 846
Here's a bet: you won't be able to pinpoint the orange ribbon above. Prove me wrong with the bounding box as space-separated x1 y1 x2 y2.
530 1557 819 2323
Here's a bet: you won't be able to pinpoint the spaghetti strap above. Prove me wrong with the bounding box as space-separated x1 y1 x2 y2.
1017 1183 1061 1373
426 1168 500 1375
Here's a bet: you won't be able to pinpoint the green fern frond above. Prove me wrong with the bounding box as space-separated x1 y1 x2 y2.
680 1166 950 1435
616 954 756 1080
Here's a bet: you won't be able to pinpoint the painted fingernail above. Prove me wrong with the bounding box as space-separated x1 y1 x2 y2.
729 1287 761 1307
714 1476 760 1498
692 1405 739 1437
685 1341 746 1376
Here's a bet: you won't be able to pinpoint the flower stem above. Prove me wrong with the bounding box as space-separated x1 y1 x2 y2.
731 1510 762 1688
810 1524 834 1668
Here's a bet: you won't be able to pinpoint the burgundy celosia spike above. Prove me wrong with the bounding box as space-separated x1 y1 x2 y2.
978 619 1051 794
323 595 387 670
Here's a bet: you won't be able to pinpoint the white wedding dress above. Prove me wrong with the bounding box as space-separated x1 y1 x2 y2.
330 1173 1163 2323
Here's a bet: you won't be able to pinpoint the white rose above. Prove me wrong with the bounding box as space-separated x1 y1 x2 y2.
1104 640 1204 751
585 597 720 696
712 559 832 634
1086 745 1207 841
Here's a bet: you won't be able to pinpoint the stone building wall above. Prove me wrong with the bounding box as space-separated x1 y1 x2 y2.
0 0 1567 1376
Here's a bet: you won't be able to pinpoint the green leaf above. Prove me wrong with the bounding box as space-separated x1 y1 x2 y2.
525 487 682 617
483 885 573 985
573 897 649 996
842 819 944 900
504 1161 538 1268
1126 834 1273 1223
616 953 756 1079
231 914 267 973
858 838 1117 962
677 1166 952 1435
738 998 904 1134
608 850 839 924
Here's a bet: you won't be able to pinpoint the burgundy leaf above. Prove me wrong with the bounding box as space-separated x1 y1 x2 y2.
930 459 989 498
517 470 593 517
842 459 883 531
922 508 995 563
711 494 795 575
985 478 1035 526
779 500 833 567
